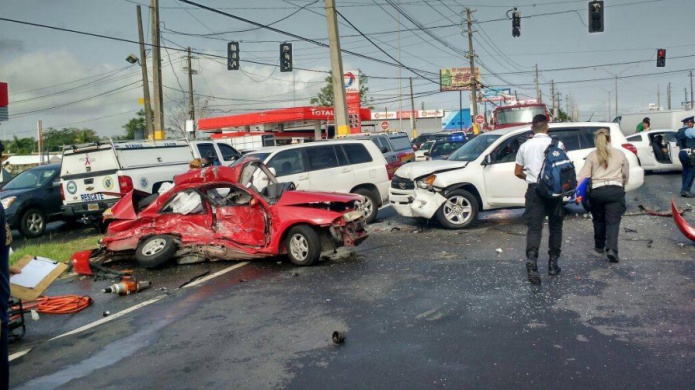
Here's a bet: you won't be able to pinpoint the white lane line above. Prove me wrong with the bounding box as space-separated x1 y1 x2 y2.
183 261 249 289
47 294 168 342
11 262 251 361
9 349 32 362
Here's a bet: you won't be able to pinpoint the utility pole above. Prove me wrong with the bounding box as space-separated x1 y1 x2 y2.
397 2 403 133
614 75 618 118
325 0 349 136
409 77 417 138
151 0 164 139
550 80 557 119
465 8 478 121
37 120 43 165
607 91 611 122
565 94 570 121
136 5 153 139
657 84 661 111
187 47 195 139
690 70 694 109
667 82 672 110
686 88 689 109
534 64 540 102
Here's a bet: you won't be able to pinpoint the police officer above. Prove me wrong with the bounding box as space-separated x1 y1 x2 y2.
515 114 565 285
675 116 695 197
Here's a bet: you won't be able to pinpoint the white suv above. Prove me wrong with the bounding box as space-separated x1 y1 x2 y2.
246 140 391 223
389 122 645 229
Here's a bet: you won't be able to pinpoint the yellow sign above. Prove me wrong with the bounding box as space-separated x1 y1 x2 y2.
440 68 481 92
138 97 145 105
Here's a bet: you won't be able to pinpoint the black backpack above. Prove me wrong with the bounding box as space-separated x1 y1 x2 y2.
537 138 577 198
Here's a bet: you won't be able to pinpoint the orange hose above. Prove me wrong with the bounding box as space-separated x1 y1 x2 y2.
9 295 93 320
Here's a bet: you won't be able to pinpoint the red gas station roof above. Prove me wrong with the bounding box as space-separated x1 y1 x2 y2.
198 106 371 131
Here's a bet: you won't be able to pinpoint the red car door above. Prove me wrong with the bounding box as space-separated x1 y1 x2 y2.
208 185 268 247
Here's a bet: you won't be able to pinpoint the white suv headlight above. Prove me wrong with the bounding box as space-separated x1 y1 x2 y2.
1 196 17 209
415 174 437 189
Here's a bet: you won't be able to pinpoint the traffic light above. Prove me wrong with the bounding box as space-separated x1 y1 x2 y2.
588 0 604 33
280 43 293 72
227 41 239 71
512 8 521 38
657 48 666 67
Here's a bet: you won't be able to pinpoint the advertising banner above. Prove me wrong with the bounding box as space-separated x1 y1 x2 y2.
344 70 361 133
439 68 480 92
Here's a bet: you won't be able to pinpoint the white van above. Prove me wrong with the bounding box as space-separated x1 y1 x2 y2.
246 140 390 223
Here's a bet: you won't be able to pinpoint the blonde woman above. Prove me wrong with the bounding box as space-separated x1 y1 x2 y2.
577 129 629 263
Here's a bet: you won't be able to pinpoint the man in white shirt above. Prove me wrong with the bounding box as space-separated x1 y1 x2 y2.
514 115 564 285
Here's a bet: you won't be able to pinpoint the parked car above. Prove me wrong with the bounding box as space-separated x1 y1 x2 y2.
342 132 415 177
389 123 645 229
74 158 368 268
422 136 468 161
411 133 435 150
1 163 65 237
245 140 390 223
625 129 681 171
415 140 436 161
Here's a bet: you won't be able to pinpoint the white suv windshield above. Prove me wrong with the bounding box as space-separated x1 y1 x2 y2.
448 134 501 162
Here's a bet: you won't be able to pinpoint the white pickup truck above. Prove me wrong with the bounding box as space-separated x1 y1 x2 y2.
60 139 241 221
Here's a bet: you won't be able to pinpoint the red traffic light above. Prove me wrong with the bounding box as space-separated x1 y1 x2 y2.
657 48 666 67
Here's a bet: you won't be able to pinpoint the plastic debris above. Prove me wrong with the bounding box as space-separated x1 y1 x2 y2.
496 248 503 253
332 331 346 344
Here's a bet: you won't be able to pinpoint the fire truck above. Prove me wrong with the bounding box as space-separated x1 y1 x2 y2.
492 102 550 130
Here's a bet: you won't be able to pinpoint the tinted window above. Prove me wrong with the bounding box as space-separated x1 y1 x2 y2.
626 134 643 142
549 128 595 151
492 133 531 163
335 145 349 166
341 144 373 164
389 136 413 151
218 144 240 161
306 145 339 171
431 140 467 157
267 149 306 176
196 143 216 160
371 136 391 151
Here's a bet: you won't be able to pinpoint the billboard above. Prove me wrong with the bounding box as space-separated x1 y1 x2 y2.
481 88 513 102
440 68 480 92
370 109 445 120
344 70 361 133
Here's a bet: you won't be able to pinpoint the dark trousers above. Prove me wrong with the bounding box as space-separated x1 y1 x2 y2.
1 207 8 390
589 186 626 253
678 150 695 193
524 184 564 259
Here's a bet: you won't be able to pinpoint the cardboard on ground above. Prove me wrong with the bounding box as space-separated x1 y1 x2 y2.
10 255 68 300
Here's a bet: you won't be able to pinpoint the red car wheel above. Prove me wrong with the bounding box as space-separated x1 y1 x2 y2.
285 225 321 266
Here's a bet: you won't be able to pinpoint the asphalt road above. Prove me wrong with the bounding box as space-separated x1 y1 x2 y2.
8 170 695 389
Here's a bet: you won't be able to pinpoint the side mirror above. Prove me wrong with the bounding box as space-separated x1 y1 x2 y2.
423 152 431 157
268 167 277 176
481 155 492 166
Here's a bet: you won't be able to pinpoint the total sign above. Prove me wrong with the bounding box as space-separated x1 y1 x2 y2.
344 71 360 93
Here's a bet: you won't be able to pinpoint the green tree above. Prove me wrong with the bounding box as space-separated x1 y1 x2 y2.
7 136 36 154
122 109 146 140
42 127 100 152
310 71 372 108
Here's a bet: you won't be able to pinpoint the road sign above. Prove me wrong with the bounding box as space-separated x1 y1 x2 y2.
474 115 485 125
380 121 389 130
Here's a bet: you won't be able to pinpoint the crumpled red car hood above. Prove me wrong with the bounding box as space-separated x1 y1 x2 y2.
276 190 362 207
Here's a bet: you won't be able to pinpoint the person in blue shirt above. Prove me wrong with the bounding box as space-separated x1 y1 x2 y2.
675 116 695 197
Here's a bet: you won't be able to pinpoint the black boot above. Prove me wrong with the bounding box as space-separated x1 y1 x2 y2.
606 249 619 263
526 256 541 285
548 258 561 275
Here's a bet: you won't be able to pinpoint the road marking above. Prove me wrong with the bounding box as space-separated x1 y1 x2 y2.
47 295 168 343
9 349 32 361
183 261 249 288
10 262 251 361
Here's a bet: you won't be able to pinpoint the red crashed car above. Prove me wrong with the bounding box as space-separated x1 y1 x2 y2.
73 158 368 268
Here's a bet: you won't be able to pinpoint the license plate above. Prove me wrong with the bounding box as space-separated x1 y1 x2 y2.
80 193 105 201
87 203 99 211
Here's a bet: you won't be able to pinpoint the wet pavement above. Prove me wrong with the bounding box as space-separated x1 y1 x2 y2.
8 171 695 389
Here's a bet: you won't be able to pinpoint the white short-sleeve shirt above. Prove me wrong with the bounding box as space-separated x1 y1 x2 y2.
515 133 564 184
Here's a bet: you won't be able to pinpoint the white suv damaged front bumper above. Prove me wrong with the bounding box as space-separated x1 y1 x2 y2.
389 186 447 219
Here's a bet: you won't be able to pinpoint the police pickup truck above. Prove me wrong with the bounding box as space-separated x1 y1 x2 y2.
60 139 240 222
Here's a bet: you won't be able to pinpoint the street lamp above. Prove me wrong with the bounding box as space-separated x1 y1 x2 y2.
595 65 638 119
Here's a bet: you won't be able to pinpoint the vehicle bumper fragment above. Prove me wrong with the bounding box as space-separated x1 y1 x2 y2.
389 187 446 219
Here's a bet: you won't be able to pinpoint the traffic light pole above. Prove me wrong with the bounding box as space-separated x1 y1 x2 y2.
151 0 164 139
324 0 349 136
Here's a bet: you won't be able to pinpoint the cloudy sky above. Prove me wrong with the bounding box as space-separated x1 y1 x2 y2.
0 0 693 139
